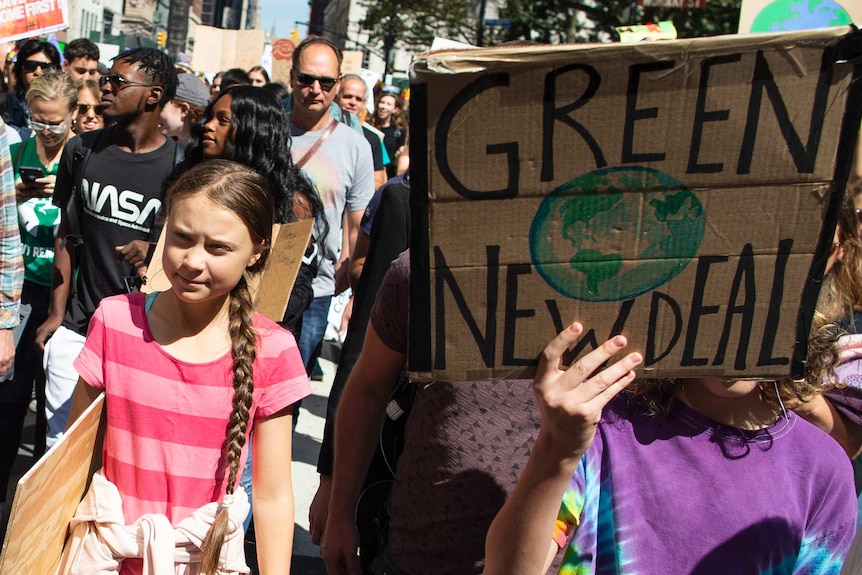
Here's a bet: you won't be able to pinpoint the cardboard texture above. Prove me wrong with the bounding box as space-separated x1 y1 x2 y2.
409 27 862 382
0 395 104 575
191 26 265 73
271 38 296 85
738 0 860 34
143 218 314 324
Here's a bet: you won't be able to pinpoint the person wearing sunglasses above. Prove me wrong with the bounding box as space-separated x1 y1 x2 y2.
72 79 105 135
287 36 374 384
36 47 181 449
4 40 61 141
0 69 76 501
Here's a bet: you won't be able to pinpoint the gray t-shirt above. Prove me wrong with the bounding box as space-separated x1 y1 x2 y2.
290 121 374 298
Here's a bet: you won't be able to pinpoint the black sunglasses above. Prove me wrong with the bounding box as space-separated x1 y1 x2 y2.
21 60 57 73
77 103 106 115
295 71 339 92
99 74 154 91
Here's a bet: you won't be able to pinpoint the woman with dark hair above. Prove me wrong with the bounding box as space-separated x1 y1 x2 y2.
248 65 270 87
179 85 325 332
5 40 62 140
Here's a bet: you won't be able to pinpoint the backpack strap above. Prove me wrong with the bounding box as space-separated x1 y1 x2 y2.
63 131 100 249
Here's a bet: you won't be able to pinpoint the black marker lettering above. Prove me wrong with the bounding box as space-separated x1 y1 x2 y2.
687 54 742 174
434 245 500 369
622 60 675 164
713 243 756 369
436 74 519 200
503 264 535 366
681 255 728 366
542 64 606 182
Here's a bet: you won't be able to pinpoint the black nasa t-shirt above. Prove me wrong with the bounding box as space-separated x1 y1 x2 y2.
53 130 178 335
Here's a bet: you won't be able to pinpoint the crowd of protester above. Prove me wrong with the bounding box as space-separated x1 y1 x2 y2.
0 29 857 575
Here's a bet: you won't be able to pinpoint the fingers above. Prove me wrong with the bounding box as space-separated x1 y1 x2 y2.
536 322 583 383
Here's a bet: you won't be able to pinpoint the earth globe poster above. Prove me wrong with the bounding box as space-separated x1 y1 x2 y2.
738 0 859 34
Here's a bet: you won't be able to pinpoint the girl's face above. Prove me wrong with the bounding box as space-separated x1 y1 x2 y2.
163 192 262 306
29 97 71 149
249 70 267 87
201 94 232 159
22 51 55 90
73 87 104 134
159 100 187 139
376 95 396 122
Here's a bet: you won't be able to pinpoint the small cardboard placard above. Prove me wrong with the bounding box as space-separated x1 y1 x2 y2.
192 26 266 74
0 394 104 575
408 27 862 382
143 219 314 324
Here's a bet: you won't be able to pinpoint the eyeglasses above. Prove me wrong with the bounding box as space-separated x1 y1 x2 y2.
21 60 57 73
99 74 154 92
295 71 339 92
76 103 106 115
29 119 69 134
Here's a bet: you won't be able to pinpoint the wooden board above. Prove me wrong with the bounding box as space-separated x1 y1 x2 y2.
0 394 104 575
144 219 314 324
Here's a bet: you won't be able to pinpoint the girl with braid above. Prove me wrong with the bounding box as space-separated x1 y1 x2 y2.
59 160 310 575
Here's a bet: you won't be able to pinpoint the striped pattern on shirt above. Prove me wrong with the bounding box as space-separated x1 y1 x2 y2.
74 292 310 525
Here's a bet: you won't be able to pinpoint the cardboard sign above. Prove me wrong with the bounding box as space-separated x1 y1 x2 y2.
739 0 860 34
191 26 265 73
0 0 67 44
143 218 314 324
270 38 296 85
0 395 104 575
408 27 862 382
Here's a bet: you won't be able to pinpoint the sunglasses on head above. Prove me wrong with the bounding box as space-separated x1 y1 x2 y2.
76 103 106 115
98 74 154 91
22 60 57 73
295 71 339 92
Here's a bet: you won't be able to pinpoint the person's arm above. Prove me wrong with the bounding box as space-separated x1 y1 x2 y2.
0 121 22 375
349 229 370 296
484 324 641 575
320 323 406 575
35 214 72 350
66 377 101 430
253 404 296 575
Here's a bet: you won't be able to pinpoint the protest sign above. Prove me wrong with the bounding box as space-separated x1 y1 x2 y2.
0 395 104 575
144 218 314 324
408 26 862 382
192 26 265 73
0 0 67 44
270 38 296 85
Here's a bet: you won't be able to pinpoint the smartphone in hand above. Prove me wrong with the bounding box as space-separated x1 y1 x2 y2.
19 166 45 184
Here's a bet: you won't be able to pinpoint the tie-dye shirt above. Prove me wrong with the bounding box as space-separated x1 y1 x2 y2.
553 394 856 575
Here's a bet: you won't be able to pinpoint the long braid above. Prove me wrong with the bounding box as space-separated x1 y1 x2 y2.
200 273 258 574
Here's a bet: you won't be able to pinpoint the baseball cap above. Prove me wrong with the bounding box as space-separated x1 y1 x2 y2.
174 73 209 108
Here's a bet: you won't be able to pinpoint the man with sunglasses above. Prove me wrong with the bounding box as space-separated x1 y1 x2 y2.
36 47 181 447
288 36 375 378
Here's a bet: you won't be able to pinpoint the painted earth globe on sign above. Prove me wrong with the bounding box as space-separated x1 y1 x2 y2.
529 166 705 302
751 0 852 32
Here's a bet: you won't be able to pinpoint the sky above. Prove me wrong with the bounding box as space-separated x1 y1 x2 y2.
258 0 311 39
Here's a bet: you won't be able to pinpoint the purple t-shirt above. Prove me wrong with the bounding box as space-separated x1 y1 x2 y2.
555 395 857 574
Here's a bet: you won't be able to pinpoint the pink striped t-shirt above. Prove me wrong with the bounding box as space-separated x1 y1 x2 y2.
74 292 311 527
